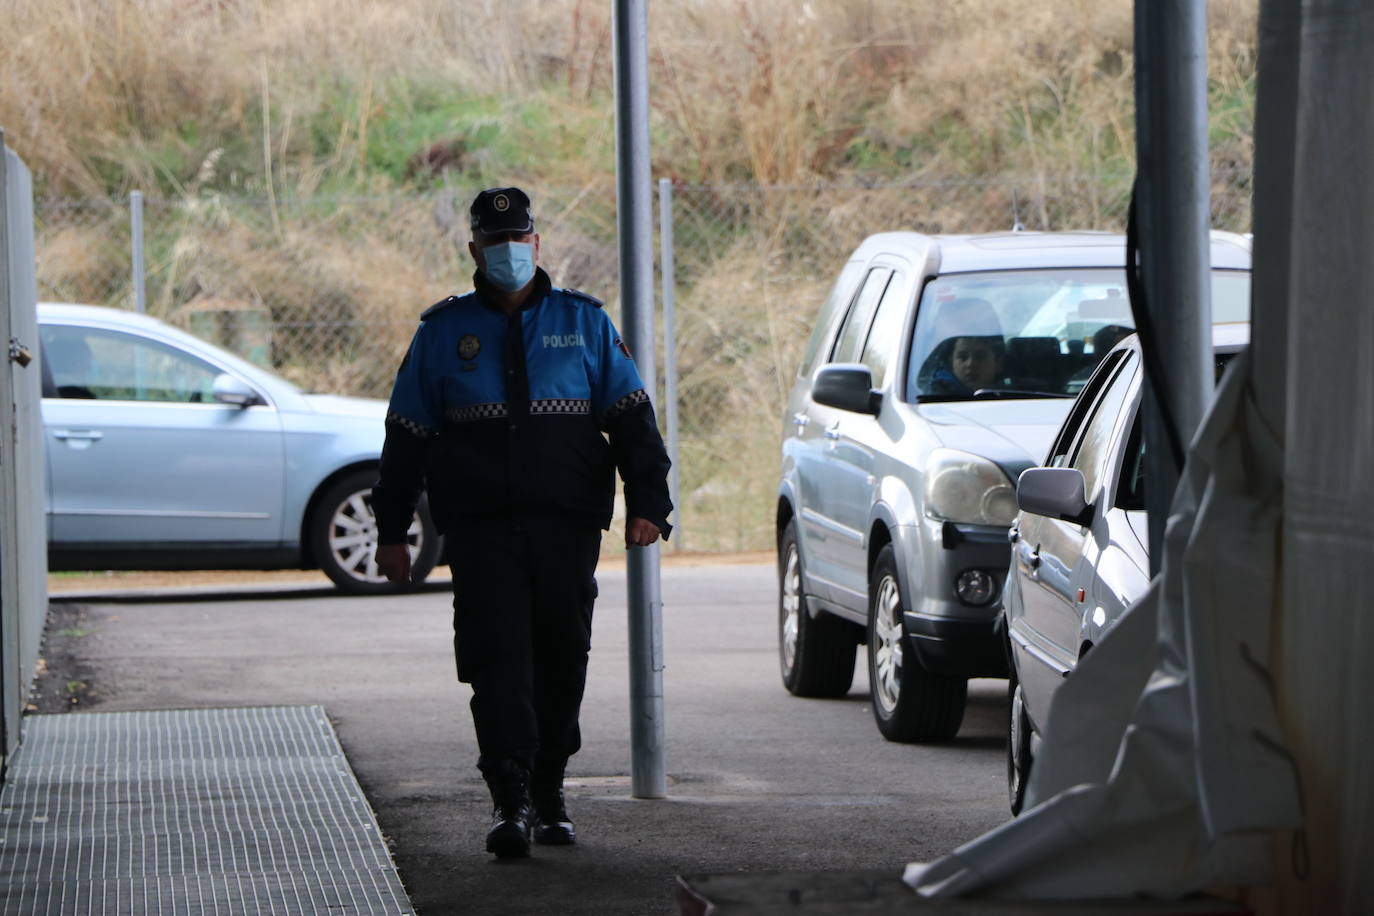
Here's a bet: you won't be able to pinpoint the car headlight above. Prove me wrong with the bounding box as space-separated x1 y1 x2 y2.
924 448 1018 526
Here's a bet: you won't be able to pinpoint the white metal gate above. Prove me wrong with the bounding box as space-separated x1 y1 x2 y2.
0 128 47 774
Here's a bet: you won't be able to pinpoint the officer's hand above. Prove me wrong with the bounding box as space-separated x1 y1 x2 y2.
625 517 661 548
375 543 412 584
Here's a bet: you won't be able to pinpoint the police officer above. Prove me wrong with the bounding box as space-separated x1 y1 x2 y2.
371 187 673 859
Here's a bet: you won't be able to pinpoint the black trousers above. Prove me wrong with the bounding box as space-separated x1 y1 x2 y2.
445 519 601 781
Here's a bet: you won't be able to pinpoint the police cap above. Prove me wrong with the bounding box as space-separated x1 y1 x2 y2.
470 187 534 235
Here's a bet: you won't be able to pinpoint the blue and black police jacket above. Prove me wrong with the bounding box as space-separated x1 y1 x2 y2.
372 268 673 543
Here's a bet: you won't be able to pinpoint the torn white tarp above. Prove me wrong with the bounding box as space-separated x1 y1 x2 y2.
905 348 1303 899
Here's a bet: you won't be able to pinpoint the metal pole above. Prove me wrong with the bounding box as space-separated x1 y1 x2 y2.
658 177 682 552
1133 0 1212 573
1248 0 1299 437
130 191 146 313
614 0 666 799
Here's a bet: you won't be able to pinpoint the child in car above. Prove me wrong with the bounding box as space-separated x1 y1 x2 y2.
949 335 1006 392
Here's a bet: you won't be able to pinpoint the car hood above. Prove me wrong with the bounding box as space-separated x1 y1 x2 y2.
300 393 389 420
917 399 1074 480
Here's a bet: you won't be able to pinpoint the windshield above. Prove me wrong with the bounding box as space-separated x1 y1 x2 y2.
906 267 1250 401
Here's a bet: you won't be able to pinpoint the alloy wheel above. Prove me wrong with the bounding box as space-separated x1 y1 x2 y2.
1008 678 1032 813
780 543 801 674
327 489 422 585
871 573 904 715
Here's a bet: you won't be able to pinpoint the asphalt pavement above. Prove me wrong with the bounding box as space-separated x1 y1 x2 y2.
35 559 1012 915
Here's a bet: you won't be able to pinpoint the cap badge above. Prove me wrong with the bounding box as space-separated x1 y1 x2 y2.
493 194 510 212
458 335 481 360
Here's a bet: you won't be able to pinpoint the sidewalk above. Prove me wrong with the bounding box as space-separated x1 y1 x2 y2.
0 706 412 914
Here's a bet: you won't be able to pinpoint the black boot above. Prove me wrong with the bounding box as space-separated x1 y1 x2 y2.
531 773 576 846
483 760 532 858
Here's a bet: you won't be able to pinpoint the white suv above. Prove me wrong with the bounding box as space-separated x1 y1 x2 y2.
777 231 1251 743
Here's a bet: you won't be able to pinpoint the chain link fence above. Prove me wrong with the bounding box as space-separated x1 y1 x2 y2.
34 171 1252 552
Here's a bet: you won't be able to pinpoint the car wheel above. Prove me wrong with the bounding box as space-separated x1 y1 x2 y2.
866 544 967 742
1007 665 1034 815
309 469 441 594
778 520 859 698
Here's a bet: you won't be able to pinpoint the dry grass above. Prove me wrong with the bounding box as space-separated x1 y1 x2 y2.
653 2 910 183
2 0 601 192
2 0 1258 193
669 228 831 551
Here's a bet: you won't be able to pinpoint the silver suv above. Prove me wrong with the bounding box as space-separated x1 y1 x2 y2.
777 230 1252 743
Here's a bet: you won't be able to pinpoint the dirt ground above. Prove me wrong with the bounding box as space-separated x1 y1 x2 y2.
44 549 774 595
28 601 100 714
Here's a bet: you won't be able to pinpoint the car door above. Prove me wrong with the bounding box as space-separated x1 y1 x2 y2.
1011 349 1139 709
42 321 286 547
786 259 864 605
1086 408 1151 641
797 265 893 597
823 263 913 601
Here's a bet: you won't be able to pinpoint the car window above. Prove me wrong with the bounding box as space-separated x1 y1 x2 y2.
906 267 1250 401
41 324 224 403
798 260 865 378
1045 349 1128 467
1114 347 1239 511
830 267 893 365
1067 350 1138 500
858 271 908 389
1115 413 1146 510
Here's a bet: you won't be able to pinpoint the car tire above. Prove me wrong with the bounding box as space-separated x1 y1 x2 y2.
309 469 441 594
778 520 858 698
866 544 967 742
1007 664 1034 815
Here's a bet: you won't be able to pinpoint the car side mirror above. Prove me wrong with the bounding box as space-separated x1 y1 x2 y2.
812 363 882 415
212 373 262 408
1016 467 1093 526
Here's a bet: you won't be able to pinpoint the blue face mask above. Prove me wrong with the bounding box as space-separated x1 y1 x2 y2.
482 241 535 292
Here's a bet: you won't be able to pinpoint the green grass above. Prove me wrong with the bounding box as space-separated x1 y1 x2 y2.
1208 75 1257 150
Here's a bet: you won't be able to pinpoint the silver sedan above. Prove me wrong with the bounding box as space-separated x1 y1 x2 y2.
39 303 439 593
1001 324 1248 812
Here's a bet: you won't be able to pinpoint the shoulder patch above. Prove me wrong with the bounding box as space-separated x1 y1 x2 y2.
421 295 462 320
562 288 604 309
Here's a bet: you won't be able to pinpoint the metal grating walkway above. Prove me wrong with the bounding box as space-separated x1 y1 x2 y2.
0 706 412 915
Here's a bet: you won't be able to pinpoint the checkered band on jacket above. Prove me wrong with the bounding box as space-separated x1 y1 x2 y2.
602 388 649 422
445 402 510 424
530 398 592 416
386 411 437 438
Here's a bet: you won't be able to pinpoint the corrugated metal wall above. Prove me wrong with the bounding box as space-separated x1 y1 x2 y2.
0 131 48 774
